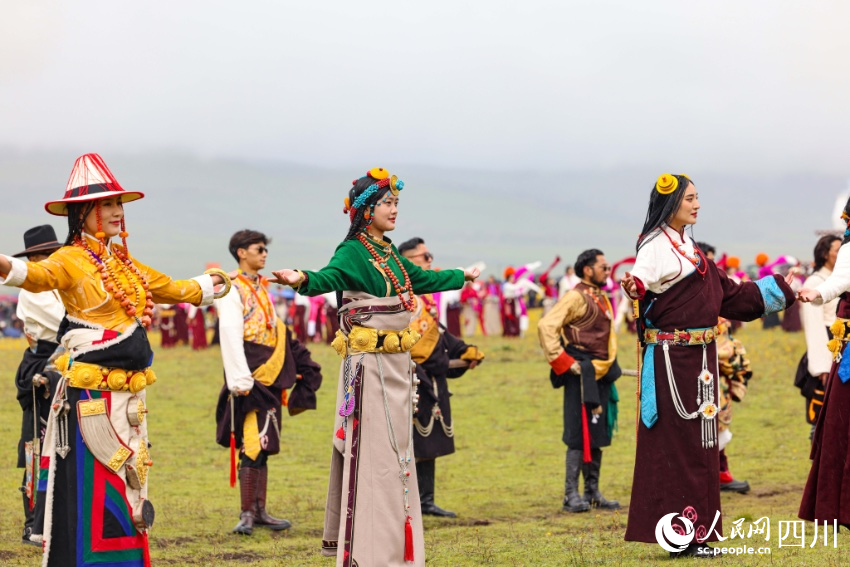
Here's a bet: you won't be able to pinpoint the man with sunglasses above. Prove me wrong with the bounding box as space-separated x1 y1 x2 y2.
399 237 485 518
537 249 622 513
214 230 323 535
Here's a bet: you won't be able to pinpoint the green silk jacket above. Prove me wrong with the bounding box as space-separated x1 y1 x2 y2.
299 235 464 297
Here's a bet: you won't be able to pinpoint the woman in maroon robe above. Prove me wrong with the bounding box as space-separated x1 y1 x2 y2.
799 198 850 528
622 174 794 558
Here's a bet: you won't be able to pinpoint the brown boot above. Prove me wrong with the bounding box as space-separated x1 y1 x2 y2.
233 467 259 535
254 465 291 531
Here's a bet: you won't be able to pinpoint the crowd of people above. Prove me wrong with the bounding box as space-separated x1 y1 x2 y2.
2 155 848 566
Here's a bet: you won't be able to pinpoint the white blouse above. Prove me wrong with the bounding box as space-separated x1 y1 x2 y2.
628 224 698 296
815 242 850 304
802 268 838 376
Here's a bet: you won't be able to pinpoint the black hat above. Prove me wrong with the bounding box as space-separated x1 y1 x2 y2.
13 225 62 258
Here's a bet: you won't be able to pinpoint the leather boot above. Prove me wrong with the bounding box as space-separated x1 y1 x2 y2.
417 459 457 517
233 467 258 535
254 465 291 530
563 449 590 512
583 449 620 510
21 481 38 547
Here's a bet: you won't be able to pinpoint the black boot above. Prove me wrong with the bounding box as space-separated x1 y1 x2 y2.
417 459 457 517
233 467 258 535
583 449 620 510
563 449 590 513
21 481 38 547
253 465 291 530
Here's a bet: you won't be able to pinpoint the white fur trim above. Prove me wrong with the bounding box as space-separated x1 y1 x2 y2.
193 274 215 306
1 255 27 286
62 316 140 356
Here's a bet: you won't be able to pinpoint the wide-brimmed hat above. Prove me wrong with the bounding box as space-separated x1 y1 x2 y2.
45 153 144 216
13 225 62 258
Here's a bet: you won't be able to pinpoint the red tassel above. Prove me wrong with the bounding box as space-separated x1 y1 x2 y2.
143 532 151 567
336 426 346 440
581 406 592 463
404 516 414 562
229 433 237 488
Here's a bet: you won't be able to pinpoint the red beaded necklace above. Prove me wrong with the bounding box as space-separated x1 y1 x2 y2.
75 235 155 327
663 228 707 276
357 232 416 311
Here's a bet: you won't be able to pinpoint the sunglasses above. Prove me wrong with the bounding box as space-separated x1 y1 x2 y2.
409 252 434 262
251 246 268 254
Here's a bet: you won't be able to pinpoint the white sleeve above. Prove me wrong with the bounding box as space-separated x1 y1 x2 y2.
191 274 215 306
626 243 657 298
0 255 28 286
801 301 833 376
816 244 850 304
215 288 254 392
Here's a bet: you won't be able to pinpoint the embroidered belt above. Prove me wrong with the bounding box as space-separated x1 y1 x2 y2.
54 353 157 393
331 326 422 358
827 318 850 360
644 327 717 346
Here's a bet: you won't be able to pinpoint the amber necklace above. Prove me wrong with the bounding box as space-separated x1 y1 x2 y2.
357 231 416 311
237 273 274 330
75 236 155 327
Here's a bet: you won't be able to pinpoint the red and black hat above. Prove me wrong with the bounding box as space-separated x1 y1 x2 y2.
13 225 62 258
45 153 144 216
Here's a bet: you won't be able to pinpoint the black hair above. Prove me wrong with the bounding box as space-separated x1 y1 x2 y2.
696 242 715 256
575 249 604 280
636 175 692 253
64 201 98 245
398 237 424 256
344 176 392 241
228 229 269 262
814 234 841 271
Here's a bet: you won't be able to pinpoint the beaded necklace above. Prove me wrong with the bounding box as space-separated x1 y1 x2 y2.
75 236 154 327
237 273 274 330
663 228 707 276
356 231 416 311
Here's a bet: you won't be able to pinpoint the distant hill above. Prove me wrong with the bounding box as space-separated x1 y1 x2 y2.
0 149 841 281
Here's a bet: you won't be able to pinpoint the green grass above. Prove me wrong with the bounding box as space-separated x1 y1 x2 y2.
1 317 848 566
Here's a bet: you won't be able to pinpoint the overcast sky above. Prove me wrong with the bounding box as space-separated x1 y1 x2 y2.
2 1 849 176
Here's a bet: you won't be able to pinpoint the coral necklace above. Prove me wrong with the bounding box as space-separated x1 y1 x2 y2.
663 228 707 276
76 236 155 327
357 232 416 311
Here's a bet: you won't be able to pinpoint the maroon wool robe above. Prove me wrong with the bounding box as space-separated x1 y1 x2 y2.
800 294 850 526
625 266 794 544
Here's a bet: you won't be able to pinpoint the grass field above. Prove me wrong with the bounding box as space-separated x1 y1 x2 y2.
0 314 848 566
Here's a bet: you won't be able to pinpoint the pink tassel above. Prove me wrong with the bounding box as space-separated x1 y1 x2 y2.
229 433 237 488
404 516 414 562
581 406 592 463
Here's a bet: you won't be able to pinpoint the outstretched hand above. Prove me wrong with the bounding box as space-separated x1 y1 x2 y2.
784 268 800 286
464 266 480 281
621 272 637 296
271 269 302 286
797 288 821 303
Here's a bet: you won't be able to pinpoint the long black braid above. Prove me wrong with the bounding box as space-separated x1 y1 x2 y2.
64 201 98 245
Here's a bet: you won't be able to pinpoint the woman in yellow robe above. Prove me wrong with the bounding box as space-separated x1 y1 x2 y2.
0 153 229 567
